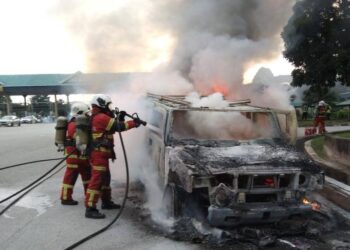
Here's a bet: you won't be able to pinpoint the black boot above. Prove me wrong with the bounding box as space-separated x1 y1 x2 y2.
61 199 78 205
101 200 121 210
85 207 106 219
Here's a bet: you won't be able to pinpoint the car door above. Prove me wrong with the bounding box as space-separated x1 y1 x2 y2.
274 109 297 145
147 107 167 182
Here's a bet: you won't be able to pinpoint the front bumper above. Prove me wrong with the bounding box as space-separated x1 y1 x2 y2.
208 203 312 227
0 122 11 126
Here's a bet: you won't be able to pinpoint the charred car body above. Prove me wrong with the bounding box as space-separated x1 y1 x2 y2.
146 94 324 227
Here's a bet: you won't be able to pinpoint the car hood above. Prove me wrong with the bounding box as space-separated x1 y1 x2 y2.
168 144 321 175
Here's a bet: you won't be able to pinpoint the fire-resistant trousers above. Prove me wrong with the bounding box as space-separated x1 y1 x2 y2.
85 155 112 208
61 159 91 201
314 117 326 134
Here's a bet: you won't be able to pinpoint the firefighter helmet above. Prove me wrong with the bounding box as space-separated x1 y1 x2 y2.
71 102 90 117
91 94 112 109
318 100 326 106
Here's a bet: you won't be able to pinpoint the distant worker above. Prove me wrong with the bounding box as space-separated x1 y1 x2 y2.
60 103 91 205
314 100 327 134
85 94 142 219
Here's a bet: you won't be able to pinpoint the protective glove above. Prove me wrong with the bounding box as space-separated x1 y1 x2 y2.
118 111 127 122
133 118 142 128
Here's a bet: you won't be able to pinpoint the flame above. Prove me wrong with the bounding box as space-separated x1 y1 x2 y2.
211 83 229 96
303 198 321 211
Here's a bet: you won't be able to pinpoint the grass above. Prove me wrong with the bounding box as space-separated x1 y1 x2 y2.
310 131 350 159
310 136 326 159
334 131 350 138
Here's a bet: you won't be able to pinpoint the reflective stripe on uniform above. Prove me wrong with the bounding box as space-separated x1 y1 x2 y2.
62 184 74 200
87 189 100 207
92 132 104 139
83 180 90 185
101 186 111 190
67 164 78 169
125 122 129 130
93 165 107 171
67 154 88 160
94 147 111 153
106 118 115 131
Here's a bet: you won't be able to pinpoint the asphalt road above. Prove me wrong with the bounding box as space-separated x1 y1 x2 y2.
0 123 201 250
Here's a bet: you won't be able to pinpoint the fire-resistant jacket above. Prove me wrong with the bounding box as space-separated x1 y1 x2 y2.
315 106 326 118
91 108 137 159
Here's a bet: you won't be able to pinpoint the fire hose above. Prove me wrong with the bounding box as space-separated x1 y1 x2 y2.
64 111 147 249
0 165 66 216
0 153 72 215
0 157 64 171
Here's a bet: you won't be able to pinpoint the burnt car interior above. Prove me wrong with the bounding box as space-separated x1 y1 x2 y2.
171 110 277 141
146 93 323 226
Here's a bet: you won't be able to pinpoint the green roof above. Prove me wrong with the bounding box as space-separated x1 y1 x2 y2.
0 74 70 87
337 100 350 106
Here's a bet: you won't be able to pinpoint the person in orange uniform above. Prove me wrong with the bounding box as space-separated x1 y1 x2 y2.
314 100 327 134
61 102 91 205
85 94 142 219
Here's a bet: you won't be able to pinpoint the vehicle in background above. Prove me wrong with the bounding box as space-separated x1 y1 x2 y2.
20 115 42 124
0 115 21 127
146 93 324 227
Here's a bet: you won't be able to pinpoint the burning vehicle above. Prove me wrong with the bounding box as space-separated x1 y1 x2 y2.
146 93 324 227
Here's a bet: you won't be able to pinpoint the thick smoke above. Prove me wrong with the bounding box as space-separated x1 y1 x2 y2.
151 0 295 99
185 92 274 140
55 0 295 108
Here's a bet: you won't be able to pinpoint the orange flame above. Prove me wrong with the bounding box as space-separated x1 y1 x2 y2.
211 83 229 96
303 198 321 211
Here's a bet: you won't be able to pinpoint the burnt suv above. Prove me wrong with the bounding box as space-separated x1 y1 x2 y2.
146 94 324 226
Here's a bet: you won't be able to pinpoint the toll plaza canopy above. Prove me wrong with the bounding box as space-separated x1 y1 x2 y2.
0 71 136 96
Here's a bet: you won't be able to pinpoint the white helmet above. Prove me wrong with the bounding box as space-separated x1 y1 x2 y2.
318 100 326 106
71 102 90 117
91 94 112 109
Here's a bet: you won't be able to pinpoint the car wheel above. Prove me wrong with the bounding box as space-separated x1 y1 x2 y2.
10 123 14 127
18 122 21 126
162 183 183 218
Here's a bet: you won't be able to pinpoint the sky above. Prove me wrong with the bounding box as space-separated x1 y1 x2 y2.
0 0 294 103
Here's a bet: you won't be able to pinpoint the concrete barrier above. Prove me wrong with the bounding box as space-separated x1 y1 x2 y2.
324 134 350 167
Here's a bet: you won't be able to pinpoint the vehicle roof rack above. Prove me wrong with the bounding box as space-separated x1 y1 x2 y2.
228 99 251 106
147 93 190 106
147 93 252 107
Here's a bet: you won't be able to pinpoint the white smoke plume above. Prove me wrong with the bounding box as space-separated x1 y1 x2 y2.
55 0 295 104
184 92 274 140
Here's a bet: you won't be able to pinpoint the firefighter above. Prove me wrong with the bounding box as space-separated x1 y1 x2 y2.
314 100 327 134
85 94 142 219
60 102 91 205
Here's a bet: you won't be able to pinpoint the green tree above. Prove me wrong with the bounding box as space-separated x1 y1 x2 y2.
30 95 50 104
282 0 350 99
302 89 339 106
30 95 50 115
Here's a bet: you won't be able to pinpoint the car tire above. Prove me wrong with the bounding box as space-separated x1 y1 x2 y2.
162 183 183 218
10 123 14 127
18 122 21 127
